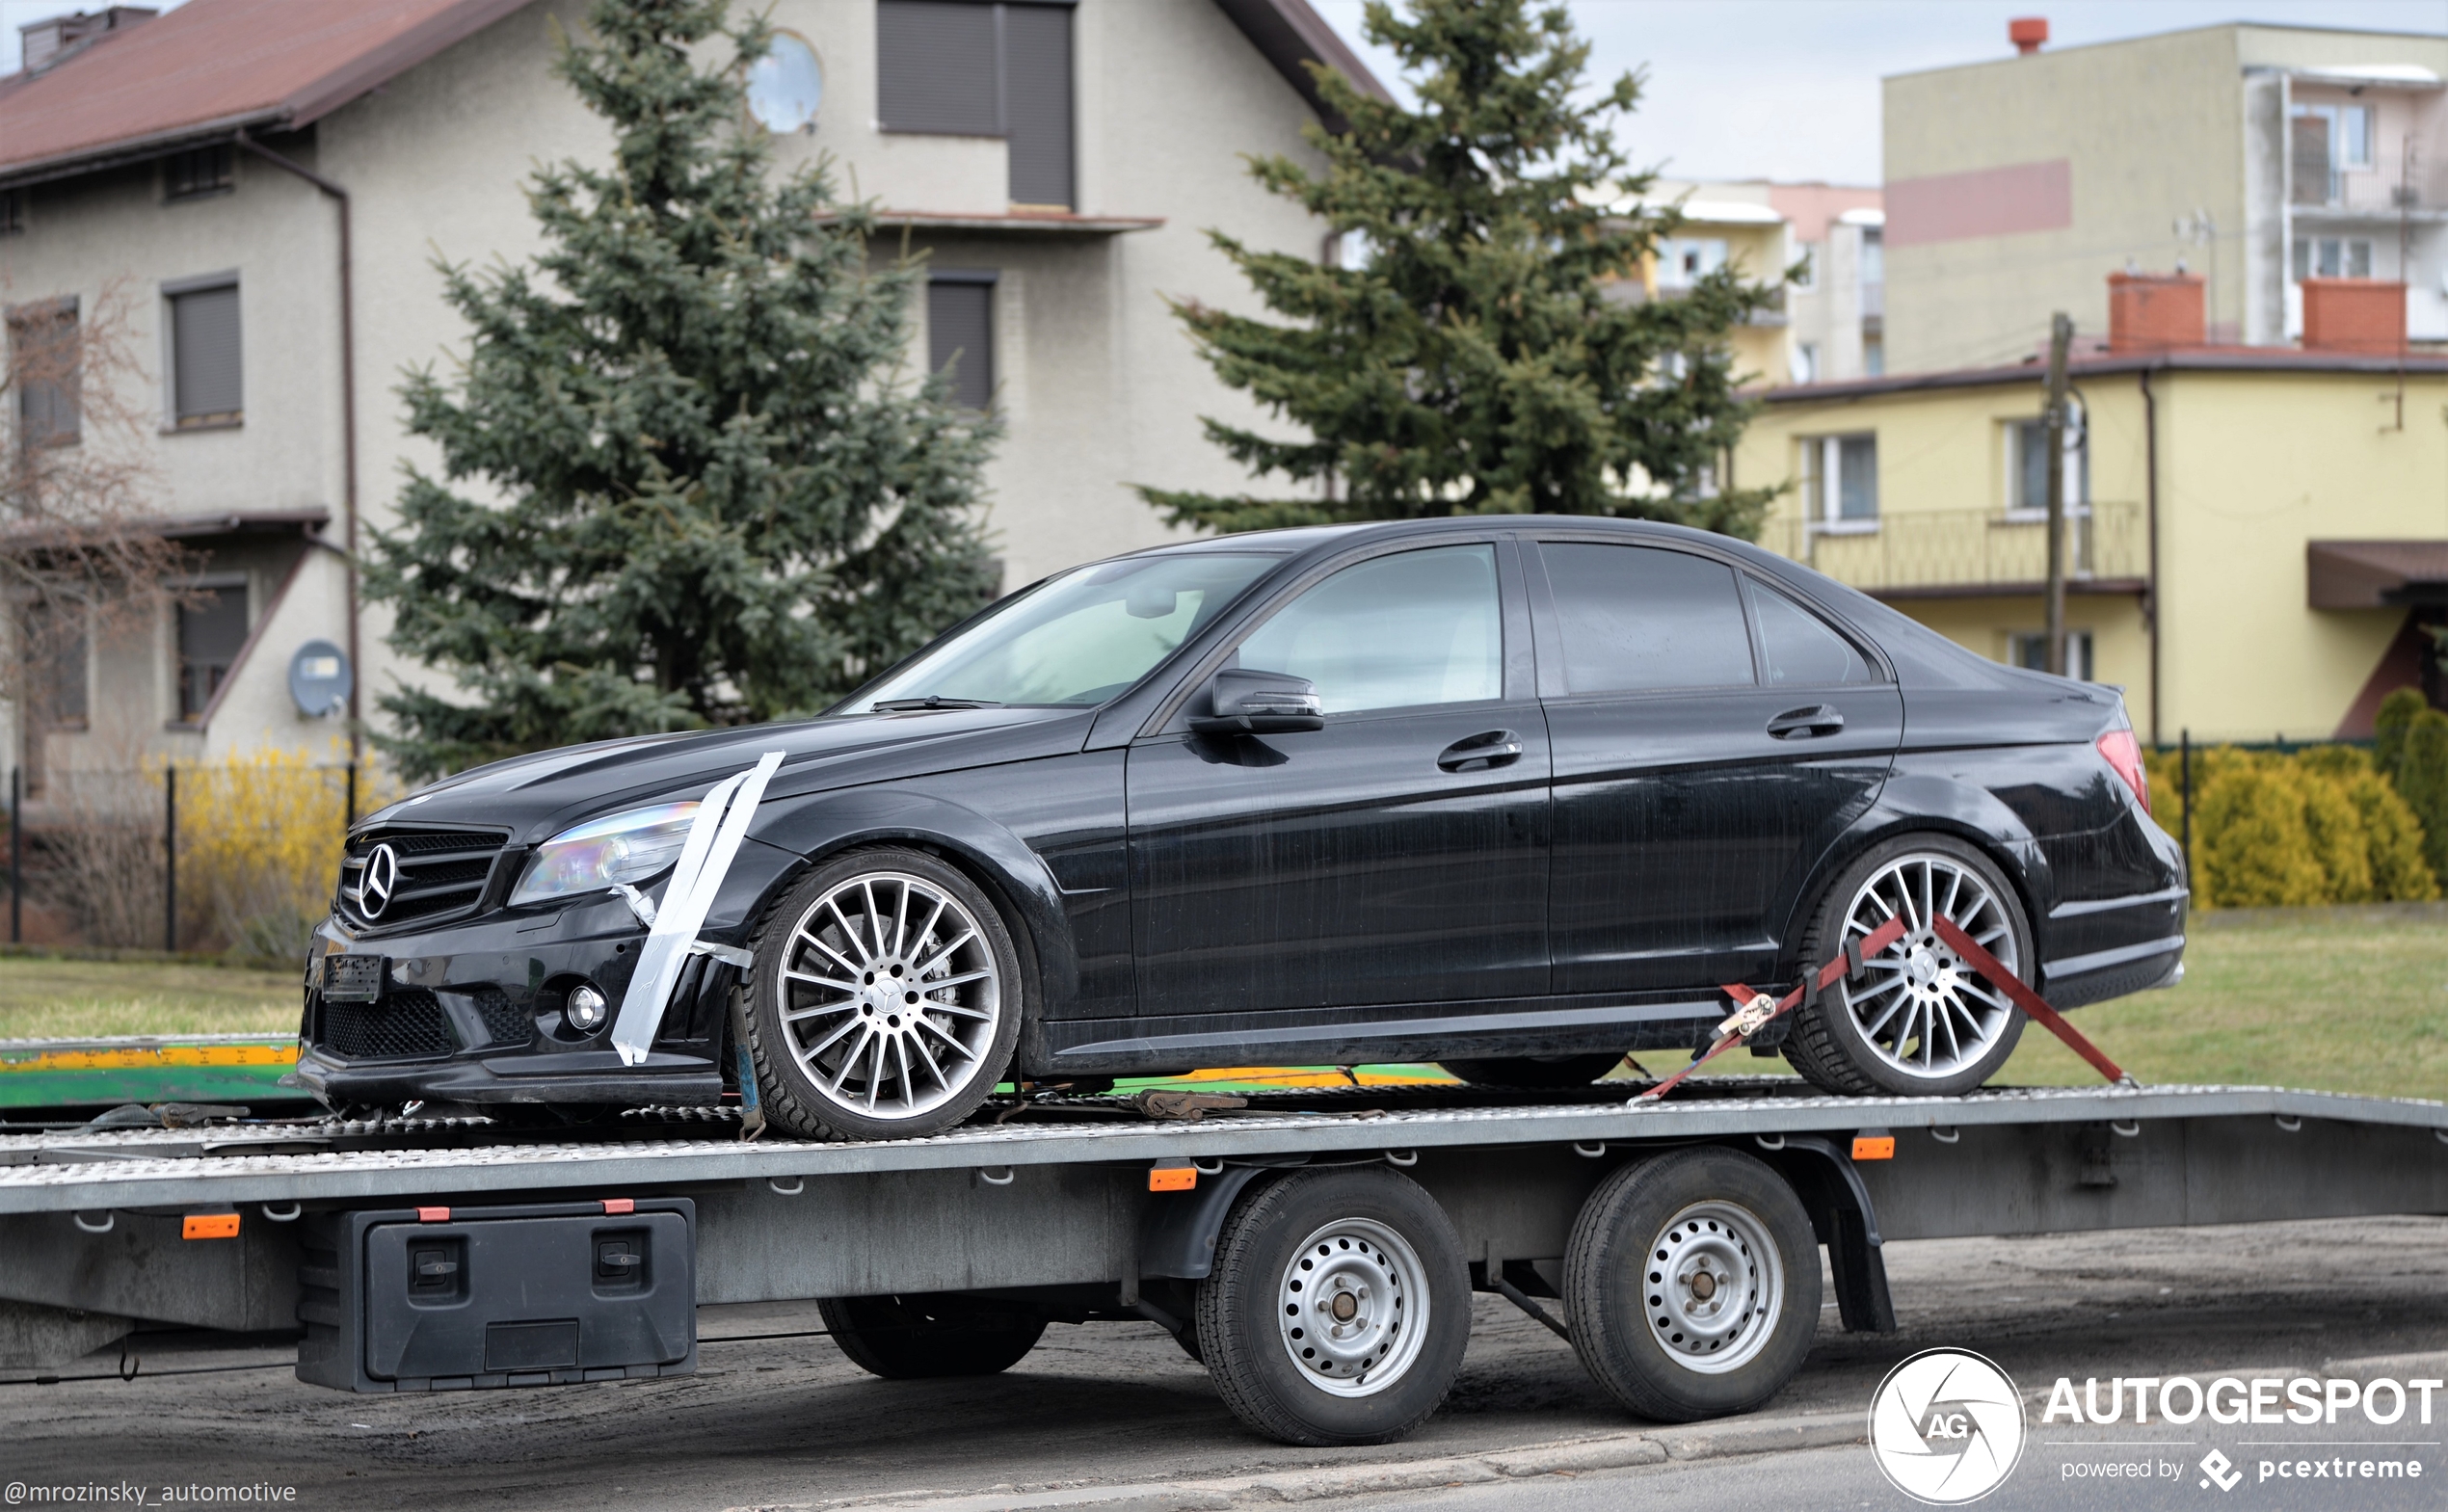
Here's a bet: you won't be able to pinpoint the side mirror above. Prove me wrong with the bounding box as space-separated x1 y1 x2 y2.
1190 668 1324 735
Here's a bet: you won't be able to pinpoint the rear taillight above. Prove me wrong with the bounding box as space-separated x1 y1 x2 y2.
2097 729 2149 813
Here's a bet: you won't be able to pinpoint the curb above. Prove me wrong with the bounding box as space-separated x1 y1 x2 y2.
765 1410 1868 1511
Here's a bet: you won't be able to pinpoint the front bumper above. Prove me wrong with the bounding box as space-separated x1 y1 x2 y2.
296 890 730 1110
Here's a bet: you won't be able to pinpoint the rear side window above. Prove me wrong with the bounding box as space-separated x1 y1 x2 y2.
1750 581 1875 685
1236 544 1502 714
1539 544 1755 694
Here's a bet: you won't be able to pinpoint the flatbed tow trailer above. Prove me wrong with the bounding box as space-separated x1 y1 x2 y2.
3 1079 2445 1443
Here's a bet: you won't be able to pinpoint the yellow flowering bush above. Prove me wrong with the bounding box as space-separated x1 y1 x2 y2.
2142 739 2438 910
173 746 400 964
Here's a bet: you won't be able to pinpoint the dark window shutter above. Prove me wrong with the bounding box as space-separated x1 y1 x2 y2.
172 284 242 421
1002 3 1072 207
878 0 999 135
928 278 994 411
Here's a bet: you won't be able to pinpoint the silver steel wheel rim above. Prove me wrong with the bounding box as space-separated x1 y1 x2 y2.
776 871 1001 1122
1275 1217 1430 1397
1841 854 2020 1080
1641 1200 1783 1374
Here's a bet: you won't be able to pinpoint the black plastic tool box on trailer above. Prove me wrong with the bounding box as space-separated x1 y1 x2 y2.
295 1197 696 1393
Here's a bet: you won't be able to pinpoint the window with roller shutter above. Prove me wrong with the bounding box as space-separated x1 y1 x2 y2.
877 0 1074 209
928 272 996 411
167 279 242 427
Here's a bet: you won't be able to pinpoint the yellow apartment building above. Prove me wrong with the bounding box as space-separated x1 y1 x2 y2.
1736 278 2448 746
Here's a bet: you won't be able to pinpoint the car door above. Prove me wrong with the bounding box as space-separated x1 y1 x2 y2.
1530 538 1902 995
1127 539 1550 1019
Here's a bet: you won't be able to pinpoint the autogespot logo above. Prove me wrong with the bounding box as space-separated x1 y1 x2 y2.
1870 1348 2029 1504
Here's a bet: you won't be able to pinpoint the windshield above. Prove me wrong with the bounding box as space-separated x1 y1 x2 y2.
847 552 1283 711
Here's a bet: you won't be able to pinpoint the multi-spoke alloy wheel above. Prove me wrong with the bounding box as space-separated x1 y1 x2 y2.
744 849 1020 1140
1787 836 2032 1098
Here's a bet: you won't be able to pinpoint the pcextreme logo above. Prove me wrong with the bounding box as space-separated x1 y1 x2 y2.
1869 1349 2029 1504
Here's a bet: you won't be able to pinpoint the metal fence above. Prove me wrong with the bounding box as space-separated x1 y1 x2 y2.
6 759 371 957
1760 500 2145 597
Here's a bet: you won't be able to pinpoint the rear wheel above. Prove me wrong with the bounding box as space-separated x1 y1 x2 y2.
818 1293 1047 1379
1194 1168 1470 1446
1437 1053 1625 1089
1784 836 2031 1099
1563 1147 1819 1422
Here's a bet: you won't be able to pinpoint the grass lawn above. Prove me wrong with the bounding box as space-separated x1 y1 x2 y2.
0 955 300 1040
0 909 2441 1101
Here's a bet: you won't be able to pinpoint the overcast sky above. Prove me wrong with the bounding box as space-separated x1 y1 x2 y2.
5 0 2443 183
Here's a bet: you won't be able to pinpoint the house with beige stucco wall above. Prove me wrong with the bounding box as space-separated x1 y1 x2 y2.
0 0 1377 797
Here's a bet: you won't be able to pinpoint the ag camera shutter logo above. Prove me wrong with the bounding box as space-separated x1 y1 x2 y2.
1869 1348 2027 1503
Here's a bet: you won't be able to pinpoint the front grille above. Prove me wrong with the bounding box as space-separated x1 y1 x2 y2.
470 987 534 1048
334 824 510 931
320 990 456 1060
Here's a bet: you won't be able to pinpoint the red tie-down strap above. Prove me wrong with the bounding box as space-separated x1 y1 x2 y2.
1632 911 2132 1104
1930 915 2130 1086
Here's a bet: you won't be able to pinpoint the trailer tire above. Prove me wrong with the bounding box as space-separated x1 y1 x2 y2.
1194 1167 1470 1446
1564 1147 1819 1422
818 1293 1047 1379
1437 1053 1625 1088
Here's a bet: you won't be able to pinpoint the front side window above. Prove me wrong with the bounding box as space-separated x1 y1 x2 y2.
1235 545 1502 715
176 581 249 719
1540 544 1754 695
852 551 1279 711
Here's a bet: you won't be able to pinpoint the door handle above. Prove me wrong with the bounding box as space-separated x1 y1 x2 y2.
1438 729 1525 773
1767 704 1844 740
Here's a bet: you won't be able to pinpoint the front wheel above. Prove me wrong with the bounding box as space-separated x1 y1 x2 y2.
741 848 1022 1141
1194 1168 1471 1446
819 1294 1047 1378
1784 836 2032 1099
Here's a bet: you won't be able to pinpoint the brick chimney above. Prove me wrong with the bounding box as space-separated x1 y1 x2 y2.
2301 279 2407 355
2106 271 2204 353
2009 17 2049 55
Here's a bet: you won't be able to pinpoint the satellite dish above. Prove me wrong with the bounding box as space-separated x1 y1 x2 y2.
289 639 352 718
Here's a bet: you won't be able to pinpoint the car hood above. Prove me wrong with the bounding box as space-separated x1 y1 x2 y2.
358 706 1099 845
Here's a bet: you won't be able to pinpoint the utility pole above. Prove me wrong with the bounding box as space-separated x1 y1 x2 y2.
2042 312 2074 676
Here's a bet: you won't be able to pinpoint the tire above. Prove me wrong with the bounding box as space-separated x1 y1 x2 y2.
818 1293 1047 1379
1563 1147 1820 1422
1783 835 2033 1099
1438 1053 1625 1089
741 848 1023 1141
1193 1168 1471 1446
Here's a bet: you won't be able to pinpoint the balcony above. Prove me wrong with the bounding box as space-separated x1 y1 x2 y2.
1761 501 2147 597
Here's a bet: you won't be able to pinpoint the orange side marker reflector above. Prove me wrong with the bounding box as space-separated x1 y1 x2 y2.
1148 1163 1198 1193
182 1212 240 1240
1850 1135 1896 1161
416 1206 451 1223
601 1198 635 1215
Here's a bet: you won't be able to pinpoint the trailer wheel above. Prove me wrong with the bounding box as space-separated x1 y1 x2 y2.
818 1293 1047 1379
743 848 1023 1141
1437 1052 1625 1088
1193 1167 1470 1446
1563 1147 1820 1422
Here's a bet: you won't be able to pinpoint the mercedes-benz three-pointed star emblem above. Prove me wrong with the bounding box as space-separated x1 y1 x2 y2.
358 843 401 919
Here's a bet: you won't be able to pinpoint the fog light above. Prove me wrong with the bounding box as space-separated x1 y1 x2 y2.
567 984 609 1031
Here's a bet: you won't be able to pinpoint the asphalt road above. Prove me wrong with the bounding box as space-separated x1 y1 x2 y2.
2 1216 2443 1512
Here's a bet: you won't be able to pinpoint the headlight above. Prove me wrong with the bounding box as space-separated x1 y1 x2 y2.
509 802 700 906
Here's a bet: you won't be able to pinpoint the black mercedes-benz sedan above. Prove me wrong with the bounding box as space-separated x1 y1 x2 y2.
293 517 2185 1137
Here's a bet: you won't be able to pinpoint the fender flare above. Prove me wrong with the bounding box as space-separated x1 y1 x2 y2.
712 786 1083 1058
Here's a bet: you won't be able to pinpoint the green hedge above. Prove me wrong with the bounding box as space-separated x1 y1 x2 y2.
2143 702 2442 910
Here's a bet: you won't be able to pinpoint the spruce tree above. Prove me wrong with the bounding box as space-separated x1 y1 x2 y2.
1142 0 1779 535
367 0 998 781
